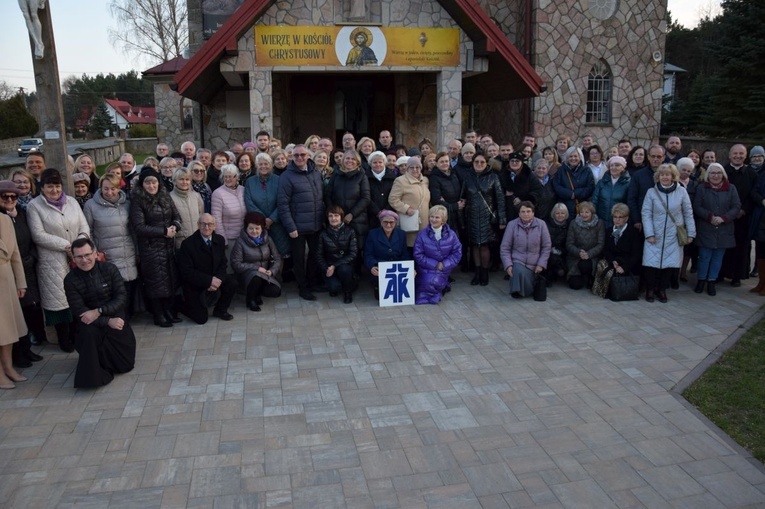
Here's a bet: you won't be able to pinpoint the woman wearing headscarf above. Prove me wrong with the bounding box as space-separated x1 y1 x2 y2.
364 209 410 299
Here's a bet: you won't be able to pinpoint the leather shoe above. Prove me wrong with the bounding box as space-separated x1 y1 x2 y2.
694 280 705 293
658 290 668 303
645 290 655 303
707 281 717 296
248 301 261 312
731 279 741 287
299 290 317 301
343 292 353 304
59 339 75 353
164 311 182 324
153 318 172 328
213 311 234 321
26 351 43 362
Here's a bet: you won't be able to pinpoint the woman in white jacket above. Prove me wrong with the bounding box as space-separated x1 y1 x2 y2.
641 164 695 303
27 169 90 352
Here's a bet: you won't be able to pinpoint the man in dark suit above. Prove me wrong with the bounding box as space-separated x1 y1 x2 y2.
177 214 237 323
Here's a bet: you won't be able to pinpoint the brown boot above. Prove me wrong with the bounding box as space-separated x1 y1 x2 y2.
753 260 765 294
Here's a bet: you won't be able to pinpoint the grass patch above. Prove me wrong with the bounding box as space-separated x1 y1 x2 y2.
683 317 765 463
95 153 153 176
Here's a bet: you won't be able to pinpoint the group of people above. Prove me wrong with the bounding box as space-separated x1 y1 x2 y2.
2 130 763 390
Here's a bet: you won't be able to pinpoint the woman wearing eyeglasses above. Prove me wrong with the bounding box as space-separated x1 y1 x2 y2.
692 163 740 296
463 153 506 286
10 169 36 211
170 167 205 249
0 182 29 389
0 180 45 369
188 160 212 213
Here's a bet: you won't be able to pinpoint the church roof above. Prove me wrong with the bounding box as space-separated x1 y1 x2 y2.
172 0 544 104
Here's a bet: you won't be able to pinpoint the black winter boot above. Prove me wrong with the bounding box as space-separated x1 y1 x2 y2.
479 267 489 286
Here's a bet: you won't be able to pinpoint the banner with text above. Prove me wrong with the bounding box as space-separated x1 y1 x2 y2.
255 26 460 67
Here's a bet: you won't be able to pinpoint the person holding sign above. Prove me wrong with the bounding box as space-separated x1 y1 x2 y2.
364 210 410 299
413 205 462 304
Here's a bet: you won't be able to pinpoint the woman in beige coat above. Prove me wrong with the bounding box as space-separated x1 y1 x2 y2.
27 169 90 353
388 157 431 247
0 204 29 389
170 167 204 249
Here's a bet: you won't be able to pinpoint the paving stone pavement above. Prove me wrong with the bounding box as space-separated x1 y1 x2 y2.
1 273 765 509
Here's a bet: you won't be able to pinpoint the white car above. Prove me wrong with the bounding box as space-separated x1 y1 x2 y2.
18 138 44 157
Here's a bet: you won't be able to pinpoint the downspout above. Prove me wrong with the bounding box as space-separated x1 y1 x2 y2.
522 0 533 132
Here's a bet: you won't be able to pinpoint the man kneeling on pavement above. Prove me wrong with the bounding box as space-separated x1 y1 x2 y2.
64 238 136 389
177 213 236 323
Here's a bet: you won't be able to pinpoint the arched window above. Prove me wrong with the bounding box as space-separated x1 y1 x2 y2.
586 60 612 124
181 98 193 131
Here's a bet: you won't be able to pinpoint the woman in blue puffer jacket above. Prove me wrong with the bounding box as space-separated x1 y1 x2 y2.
413 205 462 304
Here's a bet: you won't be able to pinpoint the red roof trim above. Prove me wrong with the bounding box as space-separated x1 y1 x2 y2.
445 0 543 93
175 0 274 96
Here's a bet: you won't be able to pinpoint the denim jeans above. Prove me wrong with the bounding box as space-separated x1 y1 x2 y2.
697 247 726 281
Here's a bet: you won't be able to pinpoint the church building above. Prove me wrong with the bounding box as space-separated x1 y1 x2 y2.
144 0 667 151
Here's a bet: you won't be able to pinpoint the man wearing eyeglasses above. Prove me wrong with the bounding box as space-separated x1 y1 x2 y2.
177 214 237 323
627 144 666 232
64 237 136 388
277 144 325 300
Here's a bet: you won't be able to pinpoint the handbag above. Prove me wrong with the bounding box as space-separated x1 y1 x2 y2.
655 187 691 246
533 274 547 301
609 274 640 301
591 259 612 298
399 210 420 232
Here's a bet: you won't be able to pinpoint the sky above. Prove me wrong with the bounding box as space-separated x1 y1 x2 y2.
0 0 720 93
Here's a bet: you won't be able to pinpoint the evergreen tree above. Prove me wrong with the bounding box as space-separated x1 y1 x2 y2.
89 103 114 138
0 94 39 139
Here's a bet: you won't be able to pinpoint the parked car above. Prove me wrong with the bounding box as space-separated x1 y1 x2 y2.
18 138 44 157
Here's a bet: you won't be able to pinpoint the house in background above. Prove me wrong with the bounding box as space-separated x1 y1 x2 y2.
146 0 668 152
662 63 686 111
103 98 156 137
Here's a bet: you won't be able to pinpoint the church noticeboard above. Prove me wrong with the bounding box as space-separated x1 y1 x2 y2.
255 26 460 67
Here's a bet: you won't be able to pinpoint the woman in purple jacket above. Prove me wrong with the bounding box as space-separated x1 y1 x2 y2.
413 205 462 304
500 201 551 298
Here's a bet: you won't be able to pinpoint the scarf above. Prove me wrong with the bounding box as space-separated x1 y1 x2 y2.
17 194 33 211
173 187 188 198
574 214 599 229
613 223 627 242
75 193 92 208
249 234 265 246
45 191 67 211
372 170 385 181
519 218 534 231
657 182 678 194
192 181 210 202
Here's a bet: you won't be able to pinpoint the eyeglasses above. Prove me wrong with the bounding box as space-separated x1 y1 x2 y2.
293 153 308 158
12 180 29 186
199 222 215 227
1 194 18 201
381 220 397 225
192 169 205 174
474 160 487 165
708 172 724 176
73 251 95 260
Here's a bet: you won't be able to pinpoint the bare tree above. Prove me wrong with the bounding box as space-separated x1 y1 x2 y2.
108 0 188 65
0 81 19 101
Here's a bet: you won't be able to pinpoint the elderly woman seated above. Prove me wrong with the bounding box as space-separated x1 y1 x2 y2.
413 205 462 304
230 211 282 312
364 210 410 299
500 201 551 298
591 203 642 297
565 200 605 290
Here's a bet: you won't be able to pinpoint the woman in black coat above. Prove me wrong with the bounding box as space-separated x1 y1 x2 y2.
316 205 358 304
499 151 543 222
129 169 182 327
463 153 506 285
429 151 464 232
366 151 397 229
546 202 570 285
325 150 370 264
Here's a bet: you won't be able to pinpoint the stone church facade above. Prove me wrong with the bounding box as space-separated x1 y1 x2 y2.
145 0 667 152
